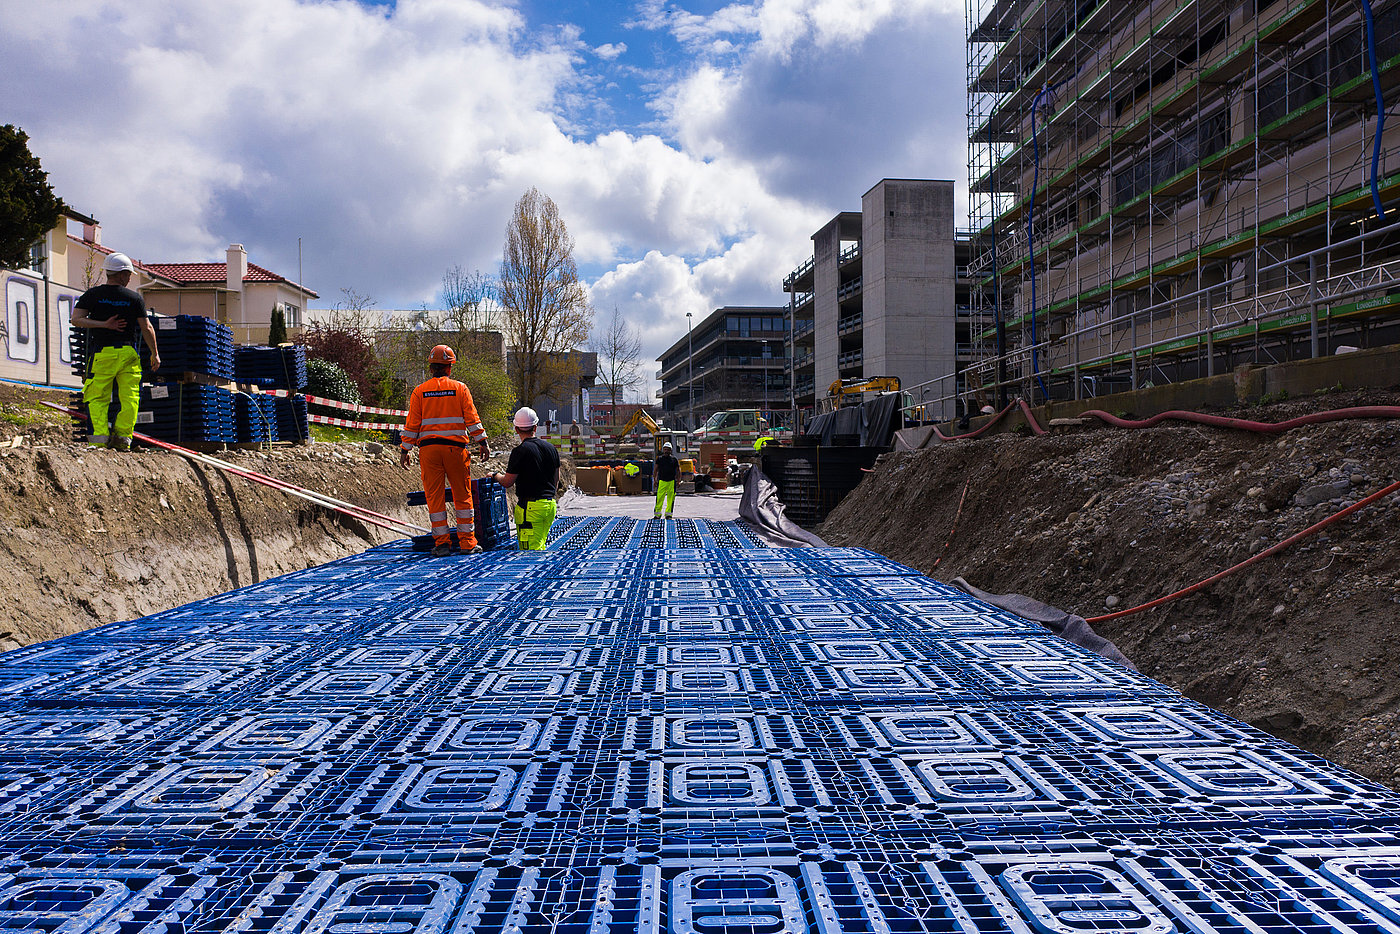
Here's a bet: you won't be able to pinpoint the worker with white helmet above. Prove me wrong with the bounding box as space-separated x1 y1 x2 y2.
400 345 491 556
654 440 679 520
70 252 161 450
492 406 560 550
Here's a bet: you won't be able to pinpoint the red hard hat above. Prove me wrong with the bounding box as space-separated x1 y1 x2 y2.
428 345 456 365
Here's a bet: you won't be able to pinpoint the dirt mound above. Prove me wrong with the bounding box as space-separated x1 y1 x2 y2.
820 388 1400 788
0 383 563 647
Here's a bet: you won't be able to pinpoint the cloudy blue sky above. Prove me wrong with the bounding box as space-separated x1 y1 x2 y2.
2 0 966 396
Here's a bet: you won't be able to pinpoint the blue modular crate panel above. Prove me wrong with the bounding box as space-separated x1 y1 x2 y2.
234 344 308 391
234 393 279 443
273 394 310 442
3 521 1400 932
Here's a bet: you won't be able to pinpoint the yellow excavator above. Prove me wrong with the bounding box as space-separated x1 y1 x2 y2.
827 376 901 409
613 408 687 456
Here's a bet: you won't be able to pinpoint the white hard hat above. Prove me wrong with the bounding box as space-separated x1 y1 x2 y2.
662 442 673 451
103 253 135 274
513 406 539 429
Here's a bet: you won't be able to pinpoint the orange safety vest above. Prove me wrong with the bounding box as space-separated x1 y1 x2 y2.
400 376 487 449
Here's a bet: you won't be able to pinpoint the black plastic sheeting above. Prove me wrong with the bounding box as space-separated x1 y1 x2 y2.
738 465 828 548
951 577 1138 670
804 394 904 448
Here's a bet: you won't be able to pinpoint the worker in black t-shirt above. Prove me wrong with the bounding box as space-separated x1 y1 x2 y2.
654 441 679 519
491 406 561 550
71 253 160 450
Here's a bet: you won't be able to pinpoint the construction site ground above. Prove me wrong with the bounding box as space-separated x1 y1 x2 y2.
3 380 1398 789
820 386 1400 790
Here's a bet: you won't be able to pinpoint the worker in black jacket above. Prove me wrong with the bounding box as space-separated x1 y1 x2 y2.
654 441 679 519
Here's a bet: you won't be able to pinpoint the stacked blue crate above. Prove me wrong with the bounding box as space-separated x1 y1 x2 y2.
233 392 279 443
139 383 236 443
4 522 1400 931
272 392 310 442
142 314 234 379
234 344 307 391
404 477 515 551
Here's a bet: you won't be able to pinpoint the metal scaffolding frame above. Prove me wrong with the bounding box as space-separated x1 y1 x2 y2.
963 0 1400 409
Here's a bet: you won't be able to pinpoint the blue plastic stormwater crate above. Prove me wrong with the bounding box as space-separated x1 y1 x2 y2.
3 528 1400 931
234 344 307 391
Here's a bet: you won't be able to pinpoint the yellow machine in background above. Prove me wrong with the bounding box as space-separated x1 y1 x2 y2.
613 408 688 457
825 376 901 412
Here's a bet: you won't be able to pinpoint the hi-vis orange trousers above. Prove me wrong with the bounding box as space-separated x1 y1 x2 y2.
419 444 476 550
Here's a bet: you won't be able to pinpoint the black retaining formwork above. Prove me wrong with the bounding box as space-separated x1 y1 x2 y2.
761 443 885 526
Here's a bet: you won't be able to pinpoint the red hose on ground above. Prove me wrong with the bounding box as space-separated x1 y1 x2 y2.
1087 476 1400 623
1081 406 1400 432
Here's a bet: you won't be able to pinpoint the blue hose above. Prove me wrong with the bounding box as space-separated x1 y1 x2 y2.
1361 0 1388 219
1027 85 1053 400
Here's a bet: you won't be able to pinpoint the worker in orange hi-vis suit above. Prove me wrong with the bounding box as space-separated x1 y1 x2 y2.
399 345 491 556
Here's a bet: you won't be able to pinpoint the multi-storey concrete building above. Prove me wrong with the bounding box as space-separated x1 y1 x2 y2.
966 0 1400 404
657 306 789 430
782 179 971 421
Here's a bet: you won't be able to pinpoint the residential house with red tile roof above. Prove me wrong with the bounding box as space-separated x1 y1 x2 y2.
3 212 315 387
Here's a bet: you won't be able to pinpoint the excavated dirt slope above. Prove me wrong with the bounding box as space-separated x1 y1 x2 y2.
820 388 1400 789
0 383 557 647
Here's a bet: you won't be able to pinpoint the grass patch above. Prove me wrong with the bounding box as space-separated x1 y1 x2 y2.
311 425 391 443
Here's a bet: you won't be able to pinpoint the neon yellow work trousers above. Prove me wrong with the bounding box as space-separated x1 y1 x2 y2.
83 346 142 442
654 479 676 518
514 498 557 551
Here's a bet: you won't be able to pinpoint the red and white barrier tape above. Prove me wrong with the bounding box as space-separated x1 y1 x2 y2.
308 413 403 431
264 389 407 419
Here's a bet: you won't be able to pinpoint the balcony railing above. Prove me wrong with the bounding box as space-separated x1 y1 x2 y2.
839 243 862 265
838 349 864 369
793 378 815 397
784 255 815 289
837 312 863 335
838 277 863 301
792 319 815 339
793 291 813 310
789 351 814 371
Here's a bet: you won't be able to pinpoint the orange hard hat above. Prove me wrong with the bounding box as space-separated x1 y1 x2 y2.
428 345 456 365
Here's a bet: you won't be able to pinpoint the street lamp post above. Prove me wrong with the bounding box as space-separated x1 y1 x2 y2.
761 340 768 425
686 312 694 431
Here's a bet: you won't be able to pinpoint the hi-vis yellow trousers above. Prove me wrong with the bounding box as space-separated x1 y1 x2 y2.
83 346 142 443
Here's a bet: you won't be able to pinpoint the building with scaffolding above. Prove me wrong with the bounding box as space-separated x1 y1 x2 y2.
782 179 974 421
965 0 1400 406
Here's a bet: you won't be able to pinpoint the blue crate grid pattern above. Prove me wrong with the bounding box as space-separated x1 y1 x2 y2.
234 345 308 391
142 315 234 379
2 521 1400 932
233 392 279 443
138 383 237 444
272 393 310 442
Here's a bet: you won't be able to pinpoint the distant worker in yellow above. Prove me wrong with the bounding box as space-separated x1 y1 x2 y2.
654 441 679 519
71 253 161 450
492 407 561 550
399 345 490 557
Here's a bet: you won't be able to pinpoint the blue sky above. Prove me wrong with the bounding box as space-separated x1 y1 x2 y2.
1 0 967 398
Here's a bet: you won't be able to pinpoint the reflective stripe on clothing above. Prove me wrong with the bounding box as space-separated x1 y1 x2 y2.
83 346 142 440
514 499 557 551
419 444 476 550
403 377 487 449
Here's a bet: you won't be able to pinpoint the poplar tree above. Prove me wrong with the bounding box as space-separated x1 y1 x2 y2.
498 188 593 408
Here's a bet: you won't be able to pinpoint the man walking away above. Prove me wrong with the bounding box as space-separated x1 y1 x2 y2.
71 253 160 450
492 407 560 551
399 345 491 557
654 441 679 519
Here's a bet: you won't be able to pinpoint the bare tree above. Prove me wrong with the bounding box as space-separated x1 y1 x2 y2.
440 266 500 354
498 187 593 408
590 306 643 425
